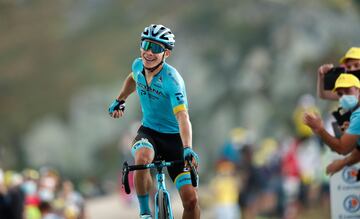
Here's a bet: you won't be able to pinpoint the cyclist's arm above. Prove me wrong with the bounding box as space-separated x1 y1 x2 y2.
176 110 192 148
316 64 338 100
164 70 193 148
116 73 136 101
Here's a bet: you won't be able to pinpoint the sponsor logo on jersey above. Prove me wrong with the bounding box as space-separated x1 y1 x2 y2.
175 92 185 104
140 90 146 96
137 82 164 97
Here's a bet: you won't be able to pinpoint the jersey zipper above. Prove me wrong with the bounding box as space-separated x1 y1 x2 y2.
142 68 163 131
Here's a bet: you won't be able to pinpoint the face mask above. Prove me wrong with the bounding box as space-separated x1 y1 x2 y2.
21 181 37 195
38 188 54 201
339 95 359 111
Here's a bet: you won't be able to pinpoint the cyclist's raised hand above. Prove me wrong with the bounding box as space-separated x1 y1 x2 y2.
317 64 334 79
108 99 125 118
183 147 199 167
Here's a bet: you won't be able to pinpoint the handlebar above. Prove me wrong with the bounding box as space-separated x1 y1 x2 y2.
122 161 131 194
185 156 198 187
122 159 198 194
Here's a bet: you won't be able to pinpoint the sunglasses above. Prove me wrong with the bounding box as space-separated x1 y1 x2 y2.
140 41 166 54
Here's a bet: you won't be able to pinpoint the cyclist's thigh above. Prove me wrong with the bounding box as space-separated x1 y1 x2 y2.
154 133 190 188
132 126 157 163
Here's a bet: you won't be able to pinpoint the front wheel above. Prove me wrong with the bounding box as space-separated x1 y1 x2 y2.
157 189 172 219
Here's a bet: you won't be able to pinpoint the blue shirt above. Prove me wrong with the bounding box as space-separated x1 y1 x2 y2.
345 107 360 147
132 58 188 133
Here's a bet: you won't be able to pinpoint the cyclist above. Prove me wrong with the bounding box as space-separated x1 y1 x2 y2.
317 47 360 100
304 74 360 155
109 24 200 219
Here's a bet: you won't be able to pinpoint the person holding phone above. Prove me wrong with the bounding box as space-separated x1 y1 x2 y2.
317 47 360 100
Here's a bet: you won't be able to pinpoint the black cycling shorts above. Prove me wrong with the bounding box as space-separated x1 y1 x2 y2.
132 126 185 182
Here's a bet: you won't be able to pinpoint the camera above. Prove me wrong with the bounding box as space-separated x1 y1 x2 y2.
332 107 351 126
331 107 351 138
324 67 360 90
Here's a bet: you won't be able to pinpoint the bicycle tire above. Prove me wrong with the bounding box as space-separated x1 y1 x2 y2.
157 189 171 219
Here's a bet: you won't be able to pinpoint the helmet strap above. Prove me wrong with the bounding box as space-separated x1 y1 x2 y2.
144 53 165 72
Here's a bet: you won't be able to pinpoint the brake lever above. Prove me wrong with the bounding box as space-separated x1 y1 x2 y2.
185 157 198 187
122 161 131 194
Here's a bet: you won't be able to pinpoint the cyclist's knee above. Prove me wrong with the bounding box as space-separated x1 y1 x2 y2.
180 187 199 210
135 150 153 165
132 138 154 164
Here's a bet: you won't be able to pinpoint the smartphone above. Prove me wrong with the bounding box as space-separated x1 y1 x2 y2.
324 67 346 90
332 107 351 126
347 69 360 80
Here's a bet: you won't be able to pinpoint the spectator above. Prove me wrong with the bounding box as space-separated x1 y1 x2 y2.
6 171 25 219
317 47 360 100
0 168 12 218
39 201 64 219
210 160 241 219
305 74 360 156
220 128 249 164
58 180 85 219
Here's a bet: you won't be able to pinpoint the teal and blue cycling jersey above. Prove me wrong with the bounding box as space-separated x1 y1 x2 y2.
132 58 188 133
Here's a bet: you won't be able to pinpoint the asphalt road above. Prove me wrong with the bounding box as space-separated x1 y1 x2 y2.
86 193 204 219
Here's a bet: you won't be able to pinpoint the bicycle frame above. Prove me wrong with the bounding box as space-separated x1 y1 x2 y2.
122 159 197 219
154 166 174 219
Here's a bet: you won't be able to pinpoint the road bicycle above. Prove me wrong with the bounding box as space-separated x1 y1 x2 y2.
122 156 198 219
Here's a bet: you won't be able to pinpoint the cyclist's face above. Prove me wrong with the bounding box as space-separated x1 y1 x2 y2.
140 40 170 69
343 59 360 71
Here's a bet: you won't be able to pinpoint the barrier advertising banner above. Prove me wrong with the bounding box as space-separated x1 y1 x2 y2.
330 165 360 219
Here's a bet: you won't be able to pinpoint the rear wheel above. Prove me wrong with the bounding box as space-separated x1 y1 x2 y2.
157 189 171 219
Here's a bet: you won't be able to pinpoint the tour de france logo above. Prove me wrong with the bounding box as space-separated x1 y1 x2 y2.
343 195 360 213
342 166 359 184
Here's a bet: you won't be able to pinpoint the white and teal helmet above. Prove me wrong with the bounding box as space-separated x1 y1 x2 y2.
141 24 175 50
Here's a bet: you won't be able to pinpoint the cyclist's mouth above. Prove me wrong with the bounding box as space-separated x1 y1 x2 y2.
144 56 156 62
143 56 157 65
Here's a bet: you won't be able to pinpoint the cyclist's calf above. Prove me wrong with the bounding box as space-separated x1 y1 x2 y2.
134 150 154 195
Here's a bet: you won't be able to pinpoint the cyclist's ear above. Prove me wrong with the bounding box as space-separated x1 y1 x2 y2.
164 50 171 58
